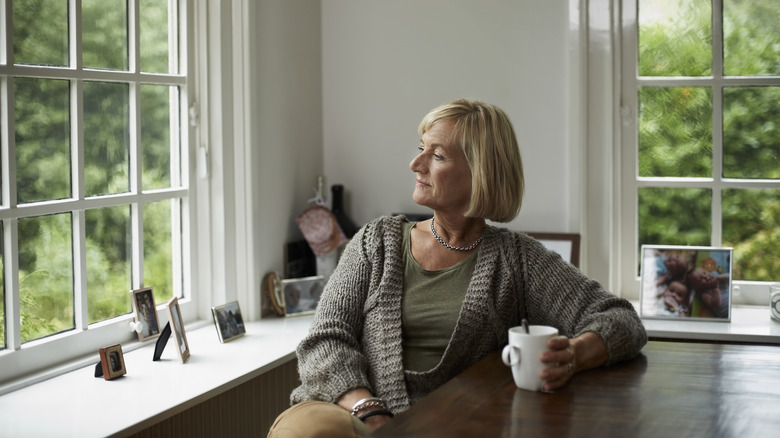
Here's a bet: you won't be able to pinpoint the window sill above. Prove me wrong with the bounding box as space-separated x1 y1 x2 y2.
632 302 780 344
0 315 313 437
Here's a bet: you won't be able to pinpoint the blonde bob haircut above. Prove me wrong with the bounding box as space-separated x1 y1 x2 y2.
418 98 524 222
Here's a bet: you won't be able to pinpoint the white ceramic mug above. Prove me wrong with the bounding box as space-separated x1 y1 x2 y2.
501 325 559 391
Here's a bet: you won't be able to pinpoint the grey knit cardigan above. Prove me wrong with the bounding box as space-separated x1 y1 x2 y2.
290 215 647 414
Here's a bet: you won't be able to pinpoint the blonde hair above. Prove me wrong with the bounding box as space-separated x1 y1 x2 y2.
418 98 524 222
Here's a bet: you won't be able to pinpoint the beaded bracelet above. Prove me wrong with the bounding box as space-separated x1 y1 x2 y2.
351 397 387 416
358 409 394 422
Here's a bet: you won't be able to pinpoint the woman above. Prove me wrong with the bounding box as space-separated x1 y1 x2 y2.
268 98 647 437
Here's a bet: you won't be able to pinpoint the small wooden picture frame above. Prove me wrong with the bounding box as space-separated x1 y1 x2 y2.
211 301 246 343
166 297 190 363
131 287 161 341
99 344 127 380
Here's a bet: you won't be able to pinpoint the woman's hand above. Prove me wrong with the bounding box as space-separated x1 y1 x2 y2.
539 331 608 392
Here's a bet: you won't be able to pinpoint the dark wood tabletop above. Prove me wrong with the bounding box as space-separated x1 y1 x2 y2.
373 341 780 438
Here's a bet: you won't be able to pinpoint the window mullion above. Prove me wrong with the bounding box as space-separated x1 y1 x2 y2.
4 218 21 350
711 0 724 247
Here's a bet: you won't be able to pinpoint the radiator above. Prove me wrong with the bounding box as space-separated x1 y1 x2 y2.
125 358 299 437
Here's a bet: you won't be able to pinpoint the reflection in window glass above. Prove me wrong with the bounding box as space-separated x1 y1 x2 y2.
638 0 711 77
140 0 170 73
86 207 132 324
82 0 128 71
19 214 74 343
15 78 71 204
724 0 780 76
144 201 175 305
84 82 130 197
723 87 780 179
13 0 68 66
723 189 780 281
141 85 174 189
638 87 712 178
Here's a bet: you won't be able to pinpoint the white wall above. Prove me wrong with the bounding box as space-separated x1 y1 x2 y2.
246 0 324 316
321 0 581 233
244 1 588 316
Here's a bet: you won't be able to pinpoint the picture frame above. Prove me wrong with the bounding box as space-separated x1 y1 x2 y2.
166 297 190 363
131 287 161 341
526 232 581 268
211 301 246 343
280 275 325 317
640 245 733 322
98 344 127 380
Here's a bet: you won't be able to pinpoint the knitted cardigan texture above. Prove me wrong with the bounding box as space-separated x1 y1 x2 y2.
291 215 647 414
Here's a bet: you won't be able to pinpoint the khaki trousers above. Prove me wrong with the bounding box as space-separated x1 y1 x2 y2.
267 401 372 438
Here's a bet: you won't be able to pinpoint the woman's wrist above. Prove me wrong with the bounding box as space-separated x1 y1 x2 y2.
350 397 387 416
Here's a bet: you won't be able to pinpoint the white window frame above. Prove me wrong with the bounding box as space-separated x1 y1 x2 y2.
0 0 201 386
615 0 780 301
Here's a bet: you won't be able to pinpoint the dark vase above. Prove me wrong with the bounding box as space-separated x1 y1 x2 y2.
331 184 358 238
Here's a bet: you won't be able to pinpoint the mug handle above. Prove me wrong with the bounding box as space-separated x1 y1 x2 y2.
501 344 521 366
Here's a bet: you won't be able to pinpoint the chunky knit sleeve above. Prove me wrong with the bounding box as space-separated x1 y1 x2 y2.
290 218 382 405
515 233 647 365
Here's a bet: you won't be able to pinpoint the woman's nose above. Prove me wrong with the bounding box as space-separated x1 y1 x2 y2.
410 154 424 173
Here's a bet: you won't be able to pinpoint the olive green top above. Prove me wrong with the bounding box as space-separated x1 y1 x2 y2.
401 221 477 372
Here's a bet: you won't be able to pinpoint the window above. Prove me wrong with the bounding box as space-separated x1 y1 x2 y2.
619 0 780 298
0 0 193 383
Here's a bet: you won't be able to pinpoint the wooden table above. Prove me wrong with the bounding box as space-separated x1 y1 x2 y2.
373 342 780 438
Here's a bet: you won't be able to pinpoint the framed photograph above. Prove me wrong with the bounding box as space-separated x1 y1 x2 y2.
166 297 190 363
131 287 161 341
640 245 733 322
526 232 581 268
98 344 127 380
211 301 246 343
280 275 325 316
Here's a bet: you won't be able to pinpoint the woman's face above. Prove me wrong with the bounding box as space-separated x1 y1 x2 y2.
409 120 473 214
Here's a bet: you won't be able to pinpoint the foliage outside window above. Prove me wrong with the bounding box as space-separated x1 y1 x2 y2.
0 0 187 353
629 0 780 284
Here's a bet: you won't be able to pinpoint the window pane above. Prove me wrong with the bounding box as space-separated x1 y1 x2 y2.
19 214 74 343
140 0 171 74
723 87 780 179
144 200 174 305
638 87 712 177
82 0 128 71
15 78 71 204
638 187 711 250
84 82 130 197
86 207 132 324
141 85 173 189
638 0 711 77
724 0 780 76
13 0 68 66
723 189 780 281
